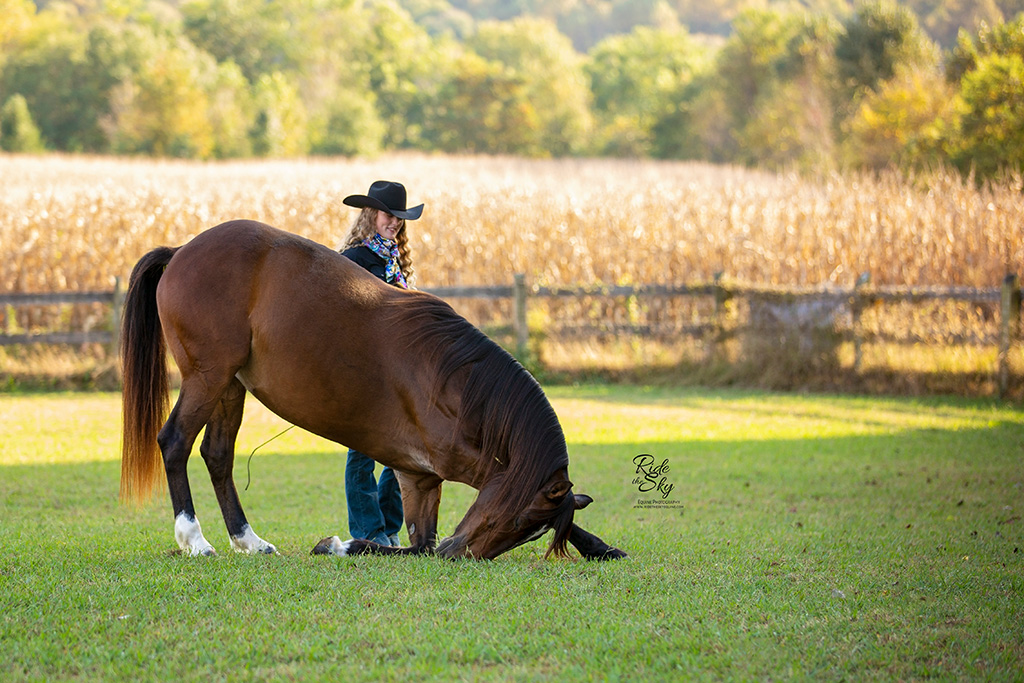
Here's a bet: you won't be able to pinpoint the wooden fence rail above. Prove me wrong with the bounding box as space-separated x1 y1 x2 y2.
0 279 124 348
2 274 1021 396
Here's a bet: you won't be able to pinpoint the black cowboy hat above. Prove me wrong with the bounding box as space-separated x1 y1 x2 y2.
343 180 424 221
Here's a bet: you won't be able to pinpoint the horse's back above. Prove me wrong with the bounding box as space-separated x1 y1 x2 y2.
161 219 382 319
159 219 285 310
165 219 337 291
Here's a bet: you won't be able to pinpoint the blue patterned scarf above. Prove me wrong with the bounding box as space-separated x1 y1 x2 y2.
362 233 408 289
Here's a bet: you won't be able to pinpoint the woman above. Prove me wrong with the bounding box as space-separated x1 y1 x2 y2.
338 180 424 547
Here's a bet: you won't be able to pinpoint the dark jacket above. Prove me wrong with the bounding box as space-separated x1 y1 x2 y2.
341 245 389 283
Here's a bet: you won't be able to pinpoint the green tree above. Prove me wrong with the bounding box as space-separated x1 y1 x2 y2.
0 93 44 152
740 12 839 170
250 71 308 157
0 28 98 151
843 64 955 169
186 0 402 158
181 0 307 84
466 18 592 155
703 7 839 168
711 8 808 161
106 40 217 158
834 1 937 101
83 21 170 154
741 78 837 171
651 72 724 160
286 2 381 158
950 52 1024 176
0 0 36 62
309 89 385 156
87 19 254 159
947 13 1024 82
361 1 442 150
207 59 254 158
586 25 710 156
421 50 541 154
0 14 217 155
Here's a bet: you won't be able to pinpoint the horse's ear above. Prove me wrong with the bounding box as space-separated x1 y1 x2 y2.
545 479 573 502
573 494 593 510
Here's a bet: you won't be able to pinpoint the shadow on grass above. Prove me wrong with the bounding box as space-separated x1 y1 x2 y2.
2 419 1021 561
2 422 1022 681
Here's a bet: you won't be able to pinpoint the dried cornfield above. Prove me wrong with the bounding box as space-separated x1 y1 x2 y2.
1 154 1022 393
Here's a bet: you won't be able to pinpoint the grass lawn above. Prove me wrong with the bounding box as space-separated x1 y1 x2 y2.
1 385 1022 681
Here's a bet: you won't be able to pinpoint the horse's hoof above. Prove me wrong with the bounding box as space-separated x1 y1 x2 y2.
584 547 627 561
311 537 334 555
230 525 278 555
600 547 628 561
198 547 217 557
311 536 351 556
435 535 470 559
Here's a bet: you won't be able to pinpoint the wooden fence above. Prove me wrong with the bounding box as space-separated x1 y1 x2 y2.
0 279 124 347
1 273 1021 396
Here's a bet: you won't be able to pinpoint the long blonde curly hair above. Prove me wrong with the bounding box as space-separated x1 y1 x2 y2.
340 207 415 281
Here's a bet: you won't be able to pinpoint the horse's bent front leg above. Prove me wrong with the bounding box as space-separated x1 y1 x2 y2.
398 472 443 551
569 524 627 560
433 479 504 560
311 472 443 557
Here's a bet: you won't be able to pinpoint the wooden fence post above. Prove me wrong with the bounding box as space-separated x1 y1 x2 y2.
706 272 727 363
513 273 528 358
999 273 1020 399
853 272 871 373
110 277 124 357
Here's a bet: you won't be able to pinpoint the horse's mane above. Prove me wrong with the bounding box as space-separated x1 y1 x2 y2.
383 291 571 555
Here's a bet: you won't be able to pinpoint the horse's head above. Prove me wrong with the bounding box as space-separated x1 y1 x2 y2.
437 468 592 560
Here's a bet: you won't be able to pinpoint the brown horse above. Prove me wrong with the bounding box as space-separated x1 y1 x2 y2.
120 220 626 561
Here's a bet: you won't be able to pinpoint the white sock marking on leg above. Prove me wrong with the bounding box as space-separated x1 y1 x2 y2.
320 536 352 557
174 512 216 556
230 524 278 555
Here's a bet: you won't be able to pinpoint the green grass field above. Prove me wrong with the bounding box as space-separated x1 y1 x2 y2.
1 386 1022 681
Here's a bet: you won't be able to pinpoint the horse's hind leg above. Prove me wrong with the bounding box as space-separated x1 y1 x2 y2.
200 377 277 554
159 375 226 556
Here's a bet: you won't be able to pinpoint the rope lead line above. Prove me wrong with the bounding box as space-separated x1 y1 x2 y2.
244 425 296 491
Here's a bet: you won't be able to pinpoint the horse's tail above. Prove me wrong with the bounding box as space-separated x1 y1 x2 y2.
120 246 177 504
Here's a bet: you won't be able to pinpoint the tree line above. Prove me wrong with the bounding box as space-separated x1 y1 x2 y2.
416 0 1023 51
1 0 1022 179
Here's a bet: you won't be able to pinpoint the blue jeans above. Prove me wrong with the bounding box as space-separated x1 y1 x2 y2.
345 449 403 545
